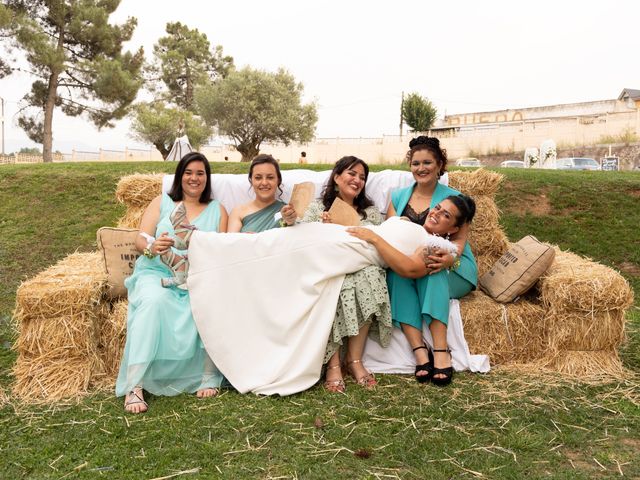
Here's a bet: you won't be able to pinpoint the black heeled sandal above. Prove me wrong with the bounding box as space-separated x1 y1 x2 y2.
431 348 453 386
412 344 433 384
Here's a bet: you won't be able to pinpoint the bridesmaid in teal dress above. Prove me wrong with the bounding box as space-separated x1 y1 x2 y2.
386 137 478 386
116 152 228 414
227 154 297 233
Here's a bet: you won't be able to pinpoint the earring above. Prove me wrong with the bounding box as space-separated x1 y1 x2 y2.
445 233 450 241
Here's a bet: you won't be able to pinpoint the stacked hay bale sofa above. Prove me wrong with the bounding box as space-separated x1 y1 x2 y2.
13 169 634 401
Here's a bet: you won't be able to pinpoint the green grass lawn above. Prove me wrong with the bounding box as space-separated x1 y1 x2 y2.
0 162 638 479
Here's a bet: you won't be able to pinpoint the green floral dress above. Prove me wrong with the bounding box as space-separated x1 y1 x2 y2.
302 200 392 363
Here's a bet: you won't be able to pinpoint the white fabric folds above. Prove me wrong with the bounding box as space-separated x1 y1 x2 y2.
187 217 488 395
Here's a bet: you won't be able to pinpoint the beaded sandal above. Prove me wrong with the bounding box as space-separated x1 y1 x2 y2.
345 359 377 389
323 364 346 393
124 387 148 414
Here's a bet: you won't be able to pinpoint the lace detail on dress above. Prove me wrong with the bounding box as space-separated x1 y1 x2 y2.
402 203 429 225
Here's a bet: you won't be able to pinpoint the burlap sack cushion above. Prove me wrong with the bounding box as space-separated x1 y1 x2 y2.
96 227 140 299
479 235 555 303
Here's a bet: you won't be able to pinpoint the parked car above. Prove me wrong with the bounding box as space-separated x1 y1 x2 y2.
455 158 482 167
499 160 525 168
545 157 600 171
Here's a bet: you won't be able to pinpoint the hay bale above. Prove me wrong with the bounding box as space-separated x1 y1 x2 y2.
540 249 634 312
96 300 128 385
15 314 100 357
544 308 627 352
449 168 504 197
14 252 106 319
475 252 504 278
468 197 509 259
460 290 546 365
13 252 109 401
536 350 625 378
115 173 163 208
116 205 146 229
12 350 100 402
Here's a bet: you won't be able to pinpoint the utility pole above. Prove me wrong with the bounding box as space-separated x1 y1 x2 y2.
399 91 404 137
1 96 4 155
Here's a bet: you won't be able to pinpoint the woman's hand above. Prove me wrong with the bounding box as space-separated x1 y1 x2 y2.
347 227 380 245
152 232 174 255
320 211 332 223
281 204 298 226
427 250 455 274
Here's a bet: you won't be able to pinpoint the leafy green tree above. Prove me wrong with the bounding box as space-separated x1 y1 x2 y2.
18 147 41 155
150 22 234 111
130 102 213 159
129 22 232 158
0 1 143 162
402 92 438 132
195 67 317 162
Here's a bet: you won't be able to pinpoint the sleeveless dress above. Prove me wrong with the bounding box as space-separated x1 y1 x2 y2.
115 194 224 397
240 200 286 233
302 200 392 363
386 183 478 329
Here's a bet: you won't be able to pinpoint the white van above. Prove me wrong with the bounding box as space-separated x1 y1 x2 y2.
455 158 481 167
544 157 600 171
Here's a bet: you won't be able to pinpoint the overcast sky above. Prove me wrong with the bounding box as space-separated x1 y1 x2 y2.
1 0 638 153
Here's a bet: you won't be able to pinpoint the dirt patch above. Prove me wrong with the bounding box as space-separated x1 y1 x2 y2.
621 437 640 450
629 189 640 198
618 262 640 276
503 192 552 216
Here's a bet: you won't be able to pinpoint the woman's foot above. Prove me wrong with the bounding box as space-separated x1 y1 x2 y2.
412 344 433 383
431 348 453 386
196 387 219 398
124 387 148 414
170 202 197 250
345 359 377 389
323 364 346 393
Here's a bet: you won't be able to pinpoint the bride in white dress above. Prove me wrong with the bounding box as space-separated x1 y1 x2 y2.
185 196 472 395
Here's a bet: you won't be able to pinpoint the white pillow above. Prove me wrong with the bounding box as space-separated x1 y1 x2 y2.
162 169 448 215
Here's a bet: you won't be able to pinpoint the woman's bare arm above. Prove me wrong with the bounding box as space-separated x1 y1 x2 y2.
347 227 428 278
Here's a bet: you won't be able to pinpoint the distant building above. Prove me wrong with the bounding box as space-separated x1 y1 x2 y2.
427 88 640 156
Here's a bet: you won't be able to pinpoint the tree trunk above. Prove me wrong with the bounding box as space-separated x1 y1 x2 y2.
155 141 170 160
236 141 260 162
43 29 65 163
185 61 192 111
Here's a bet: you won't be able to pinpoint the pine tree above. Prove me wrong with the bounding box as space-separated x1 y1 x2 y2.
0 1 143 162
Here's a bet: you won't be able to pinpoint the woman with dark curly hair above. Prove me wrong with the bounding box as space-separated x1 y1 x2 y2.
301 156 391 393
386 137 478 386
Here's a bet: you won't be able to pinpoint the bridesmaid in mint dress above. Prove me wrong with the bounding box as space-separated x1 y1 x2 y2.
116 152 228 414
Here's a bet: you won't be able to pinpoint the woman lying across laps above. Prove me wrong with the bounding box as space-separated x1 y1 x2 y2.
351 194 476 386
182 195 472 395
387 135 478 386
116 152 228 414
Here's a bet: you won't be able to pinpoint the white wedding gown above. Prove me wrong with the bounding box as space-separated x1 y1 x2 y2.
187 217 488 396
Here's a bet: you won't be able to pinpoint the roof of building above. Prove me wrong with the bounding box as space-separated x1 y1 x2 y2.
618 88 640 100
